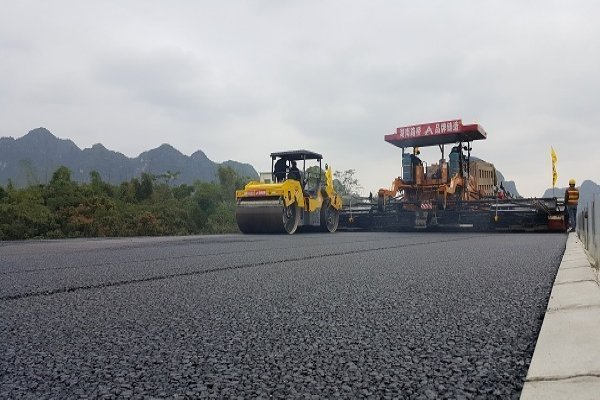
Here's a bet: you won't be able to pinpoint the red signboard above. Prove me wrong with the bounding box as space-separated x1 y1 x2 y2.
395 119 463 139
384 119 487 148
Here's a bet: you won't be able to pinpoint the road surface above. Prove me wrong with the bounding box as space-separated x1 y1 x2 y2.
0 232 566 399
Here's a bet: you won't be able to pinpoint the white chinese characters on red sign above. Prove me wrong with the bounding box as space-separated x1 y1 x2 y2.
395 120 463 138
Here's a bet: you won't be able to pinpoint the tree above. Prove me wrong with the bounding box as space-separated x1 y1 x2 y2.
194 182 221 213
207 201 237 233
89 170 113 197
334 169 362 196
190 181 223 230
116 180 138 203
172 184 194 199
0 185 55 239
67 195 116 237
304 165 325 192
217 165 238 201
45 166 83 212
157 170 181 186
90 170 102 187
0 162 247 239
50 166 72 185
137 173 154 201
133 211 163 236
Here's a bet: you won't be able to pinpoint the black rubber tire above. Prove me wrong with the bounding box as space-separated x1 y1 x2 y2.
320 199 339 233
282 202 300 234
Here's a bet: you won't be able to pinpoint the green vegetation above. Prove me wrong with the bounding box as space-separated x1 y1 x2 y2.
0 165 250 240
334 169 362 196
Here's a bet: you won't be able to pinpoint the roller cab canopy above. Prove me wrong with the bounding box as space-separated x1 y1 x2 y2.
270 150 323 161
384 119 487 148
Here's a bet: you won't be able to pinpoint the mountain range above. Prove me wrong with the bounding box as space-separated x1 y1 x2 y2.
4 128 596 202
495 170 520 198
0 128 258 187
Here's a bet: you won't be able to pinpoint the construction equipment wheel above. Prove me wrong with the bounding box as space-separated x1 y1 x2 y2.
282 202 300 234
320 199 339 232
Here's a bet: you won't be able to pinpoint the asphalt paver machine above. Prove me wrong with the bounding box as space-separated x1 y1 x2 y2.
340 119 567 232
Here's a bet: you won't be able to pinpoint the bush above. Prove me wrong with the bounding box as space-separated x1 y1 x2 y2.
1 166 244 240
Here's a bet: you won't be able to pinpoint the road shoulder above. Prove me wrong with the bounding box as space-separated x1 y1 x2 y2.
521 233 600 399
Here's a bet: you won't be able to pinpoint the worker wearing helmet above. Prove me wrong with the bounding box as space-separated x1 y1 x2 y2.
564 178 579 231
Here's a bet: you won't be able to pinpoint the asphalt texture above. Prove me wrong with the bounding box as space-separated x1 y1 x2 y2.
1 232 566 399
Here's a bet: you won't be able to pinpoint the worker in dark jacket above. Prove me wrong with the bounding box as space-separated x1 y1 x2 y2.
287 160 301 181
564 178 579 231
273 158 287 182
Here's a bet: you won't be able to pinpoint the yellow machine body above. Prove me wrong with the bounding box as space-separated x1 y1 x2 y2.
235 150 342 234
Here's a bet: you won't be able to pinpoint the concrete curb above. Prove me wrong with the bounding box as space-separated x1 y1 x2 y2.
521 233 600 399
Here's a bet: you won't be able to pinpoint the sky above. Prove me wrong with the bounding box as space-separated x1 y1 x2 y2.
1 0 599 197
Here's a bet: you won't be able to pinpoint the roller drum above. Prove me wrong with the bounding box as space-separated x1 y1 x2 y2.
236 197 299 234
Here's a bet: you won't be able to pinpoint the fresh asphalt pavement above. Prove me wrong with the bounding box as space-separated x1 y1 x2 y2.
0 232 566 399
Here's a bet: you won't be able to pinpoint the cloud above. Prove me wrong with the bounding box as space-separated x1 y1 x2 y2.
0 1 599 197
95 47 268 123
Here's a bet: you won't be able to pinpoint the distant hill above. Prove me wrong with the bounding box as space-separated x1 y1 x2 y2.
495 170 521 198
542 180 600 206
0 128 258 187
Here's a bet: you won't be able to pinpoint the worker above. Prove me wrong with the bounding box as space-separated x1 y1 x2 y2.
288 160 301 181
410 148 422 166
495 182 503 199
273 157 287 182
432 160 443 179
564 178 579 231
402 153 413 183
449 146 460 177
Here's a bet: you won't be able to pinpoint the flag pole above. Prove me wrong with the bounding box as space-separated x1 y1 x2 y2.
551 146 557 198
552 156 555 198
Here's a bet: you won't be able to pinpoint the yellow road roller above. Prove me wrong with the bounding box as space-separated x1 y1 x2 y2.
235 150 343 234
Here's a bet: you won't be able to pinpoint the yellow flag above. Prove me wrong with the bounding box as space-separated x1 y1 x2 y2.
551 147 558 187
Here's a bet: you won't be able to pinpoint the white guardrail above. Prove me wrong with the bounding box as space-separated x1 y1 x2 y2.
578 193 600 275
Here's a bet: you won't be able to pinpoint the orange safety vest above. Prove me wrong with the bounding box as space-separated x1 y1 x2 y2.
565 188 579 205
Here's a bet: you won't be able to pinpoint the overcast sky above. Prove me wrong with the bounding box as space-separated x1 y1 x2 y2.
1 1 599 196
